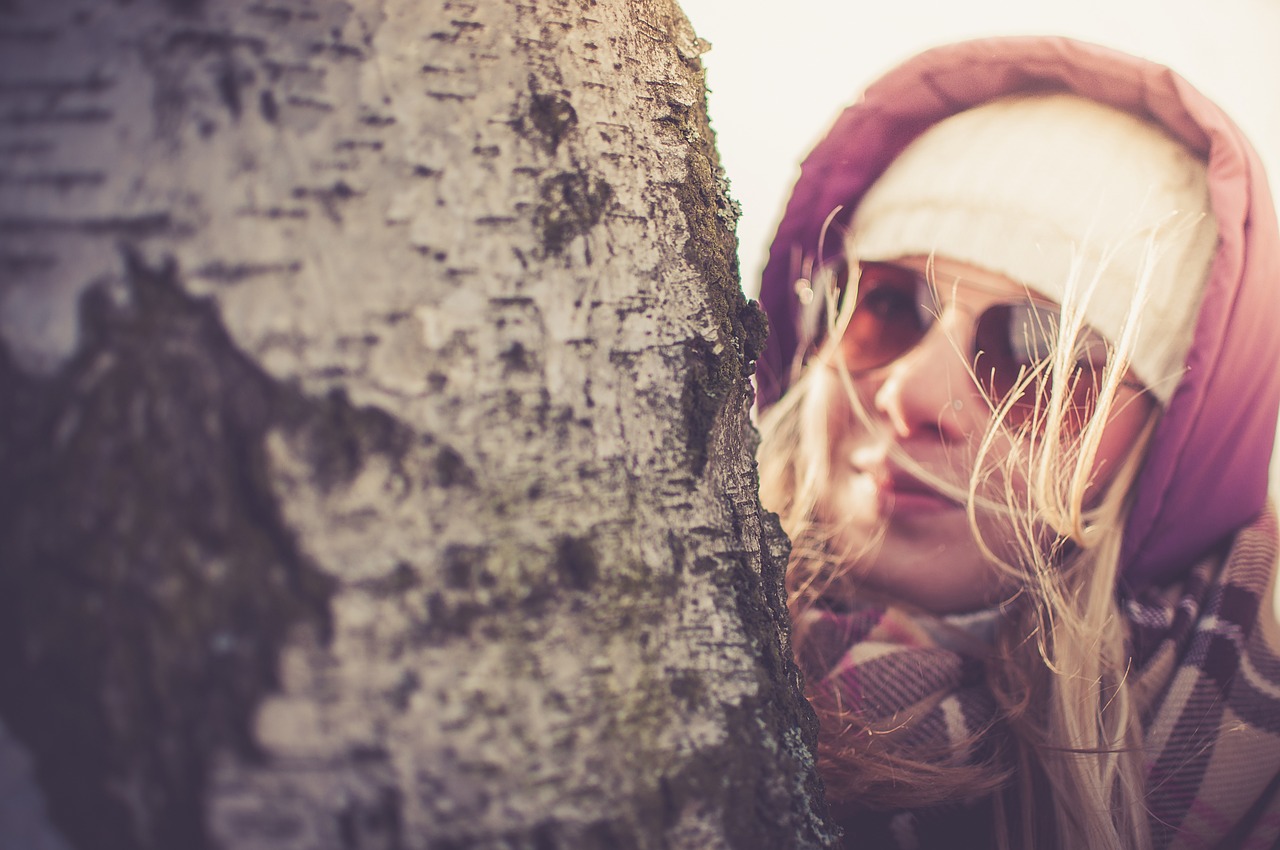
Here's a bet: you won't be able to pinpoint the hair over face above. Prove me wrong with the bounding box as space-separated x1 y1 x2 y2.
756 36 1280 588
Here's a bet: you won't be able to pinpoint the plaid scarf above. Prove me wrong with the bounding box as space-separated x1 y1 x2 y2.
800 508 1280 849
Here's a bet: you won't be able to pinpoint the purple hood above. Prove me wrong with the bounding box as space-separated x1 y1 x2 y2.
756 37 1280 587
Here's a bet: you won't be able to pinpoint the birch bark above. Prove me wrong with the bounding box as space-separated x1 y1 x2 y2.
0 1 836 848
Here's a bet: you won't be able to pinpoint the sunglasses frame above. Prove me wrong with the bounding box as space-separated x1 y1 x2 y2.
826 260 1145 425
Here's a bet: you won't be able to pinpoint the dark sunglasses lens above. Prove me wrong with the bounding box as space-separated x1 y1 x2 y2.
974 303 1050 404
976 303 1109 425
842 264 932 372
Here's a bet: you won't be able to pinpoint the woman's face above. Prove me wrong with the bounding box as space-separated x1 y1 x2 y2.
812 255 1154 613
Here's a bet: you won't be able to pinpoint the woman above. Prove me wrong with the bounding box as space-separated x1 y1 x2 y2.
755 37 1280 849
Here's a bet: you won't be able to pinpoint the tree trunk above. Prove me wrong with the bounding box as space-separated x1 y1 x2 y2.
0 1 836 848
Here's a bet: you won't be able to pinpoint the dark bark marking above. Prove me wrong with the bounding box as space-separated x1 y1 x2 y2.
0 75 114 96
0 252 56 274
0 170 106 190
284 94 334 112
415 533 607 648
533 823 558 850
162 29 267 56
425 90 474 102
352 562 420 599
442 545 486 590
482 818 643 850
0 139 56 157
307 41 366 61
0 247 427 850
245 4 294 25
667 671 704 710
554 535 599 591
0 248 331 850
1 107 112 125
692 556 718 575
258 89 279 122
533 171 612 255
520 75 578 154
677 336 727 477
291 180 361 223
290 387 415 494
191 259 302 284
161 0 207 17
666 529 685 575
234 204 308 220
334 138 384 152
387 668 420 711
499 341 535 374
214 61 243 119
739 298 769 376
430 445 474 489
335 787 404 850
0 212 177 237
147 29 265 142
420 591 487 646
0 27 58 45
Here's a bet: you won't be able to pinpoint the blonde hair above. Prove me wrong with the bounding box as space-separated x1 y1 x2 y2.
759 248 1165 850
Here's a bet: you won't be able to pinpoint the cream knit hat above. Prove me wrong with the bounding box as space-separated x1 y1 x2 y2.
848 93 1218 403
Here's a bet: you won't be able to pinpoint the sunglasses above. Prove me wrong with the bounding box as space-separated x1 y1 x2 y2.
833 262 1133 423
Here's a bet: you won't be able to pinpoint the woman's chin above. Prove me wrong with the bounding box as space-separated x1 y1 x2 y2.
857 526 1009 614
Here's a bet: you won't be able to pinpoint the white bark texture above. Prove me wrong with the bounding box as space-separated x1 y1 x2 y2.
0 1 838 849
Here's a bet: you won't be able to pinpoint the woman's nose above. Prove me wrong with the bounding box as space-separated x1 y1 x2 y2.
870 315 984 441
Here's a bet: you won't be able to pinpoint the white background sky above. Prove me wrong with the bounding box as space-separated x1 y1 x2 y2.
678 0 1280 295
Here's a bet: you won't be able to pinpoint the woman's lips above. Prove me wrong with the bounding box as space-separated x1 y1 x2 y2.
882 470 960 515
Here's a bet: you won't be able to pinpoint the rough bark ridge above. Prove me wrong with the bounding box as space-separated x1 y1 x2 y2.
0 1 837 848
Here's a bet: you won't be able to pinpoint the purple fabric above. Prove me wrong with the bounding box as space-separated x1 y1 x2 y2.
756 37 1280 587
